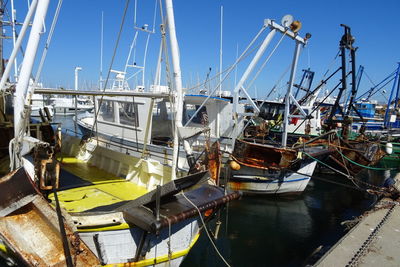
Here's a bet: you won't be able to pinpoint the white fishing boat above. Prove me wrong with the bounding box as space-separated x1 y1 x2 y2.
50 96 94 115
0 1 239 266
30 92 54 118
77 91 243 170
226 15 325 195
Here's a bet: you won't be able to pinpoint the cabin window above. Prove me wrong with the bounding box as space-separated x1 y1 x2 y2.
259 103 285 120
119 102 139 127
100 100 114 122
184 105 208 125
154 101 170 120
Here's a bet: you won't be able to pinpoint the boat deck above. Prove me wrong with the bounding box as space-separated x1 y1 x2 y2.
50 156 148 213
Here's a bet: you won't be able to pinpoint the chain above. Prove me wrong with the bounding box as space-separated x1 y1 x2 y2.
346 203 396 266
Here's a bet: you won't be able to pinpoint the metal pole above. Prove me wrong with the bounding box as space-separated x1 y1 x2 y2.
74 67 82 136
12 0 50 169
165 0 184 180
142 32 151 88
232 29 276 142
233 29 276 114
384 63 400 127
100 11 104 90
10 0 18 80
0 0 38 91
219 5 223 96
282 41 302 147
345 47 357 116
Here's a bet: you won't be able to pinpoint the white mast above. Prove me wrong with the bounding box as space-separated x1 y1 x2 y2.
219 5 223 96
215 5 223 139
0 0 38 92
100 11 104 89
10 0 18 81
74 67 82 91
282 41 302 147
165 0 184 180
11 0 50 169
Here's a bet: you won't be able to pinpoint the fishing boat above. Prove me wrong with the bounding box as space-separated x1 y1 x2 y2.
30 91 54 118
0 0 240 265
51 96 94 115
221 15 329 195
242 24 387 180
76 92 242 170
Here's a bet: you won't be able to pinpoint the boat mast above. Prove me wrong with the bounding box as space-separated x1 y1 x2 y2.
384 63 400 128
282 41 302 147
231 18 308 146
10 0 18 80
0 0 38 92
99 11 104 89
11 0 50 169
219 5 223 96
165 0 184 180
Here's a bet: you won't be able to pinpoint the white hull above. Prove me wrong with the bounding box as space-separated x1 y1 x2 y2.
79 219 200 266
54 106 93 115
229 161 317 194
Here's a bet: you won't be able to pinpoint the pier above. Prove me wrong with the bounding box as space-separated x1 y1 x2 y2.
316 198 400 266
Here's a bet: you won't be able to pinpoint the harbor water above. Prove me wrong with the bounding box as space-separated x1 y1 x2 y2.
55 114 391 266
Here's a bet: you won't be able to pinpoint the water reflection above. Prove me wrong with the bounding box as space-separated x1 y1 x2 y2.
182 173 380 267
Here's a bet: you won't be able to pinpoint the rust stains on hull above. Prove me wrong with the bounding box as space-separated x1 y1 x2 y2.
232 139 298 170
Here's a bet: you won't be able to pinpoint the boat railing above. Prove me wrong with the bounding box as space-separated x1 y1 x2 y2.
62 128 175 162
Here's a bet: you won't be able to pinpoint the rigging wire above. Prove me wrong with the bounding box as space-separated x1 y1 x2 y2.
244 30 288 95
363 70 377 87
184 30 270 127
34 0 63 83
181 190 232 267
89 0 131 138
185 25 268 93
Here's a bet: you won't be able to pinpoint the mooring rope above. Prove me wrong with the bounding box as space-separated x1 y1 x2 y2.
181 190 231 267
334 147 394 171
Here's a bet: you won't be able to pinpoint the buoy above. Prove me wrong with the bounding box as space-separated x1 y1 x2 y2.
229 160 241 170
386 142 393 155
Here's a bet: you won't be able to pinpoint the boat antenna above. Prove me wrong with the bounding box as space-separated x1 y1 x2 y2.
89 0 130 138
218 5 223 96
99 11 104 90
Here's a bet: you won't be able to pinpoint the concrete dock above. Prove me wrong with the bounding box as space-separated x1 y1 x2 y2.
316 198 400 266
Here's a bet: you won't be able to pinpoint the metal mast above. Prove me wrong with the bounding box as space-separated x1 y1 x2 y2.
165 0 184 180
11 0 50 169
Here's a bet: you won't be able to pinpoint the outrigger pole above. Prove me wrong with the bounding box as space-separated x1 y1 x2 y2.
326 24 364 138
231 18 309 147
10 0 50 170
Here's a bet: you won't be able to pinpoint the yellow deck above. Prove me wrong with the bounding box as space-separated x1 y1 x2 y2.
48 156 148 213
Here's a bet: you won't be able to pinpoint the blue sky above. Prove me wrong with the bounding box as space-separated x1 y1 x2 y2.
4 0 400 102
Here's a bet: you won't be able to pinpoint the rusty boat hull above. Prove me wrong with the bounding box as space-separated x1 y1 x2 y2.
227 139 323 195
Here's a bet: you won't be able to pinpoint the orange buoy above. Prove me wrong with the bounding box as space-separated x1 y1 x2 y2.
229 160 241 170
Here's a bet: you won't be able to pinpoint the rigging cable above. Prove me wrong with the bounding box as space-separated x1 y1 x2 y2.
184 32 269 127
90 0 131 138
245 29 288 96
34 0 63 83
